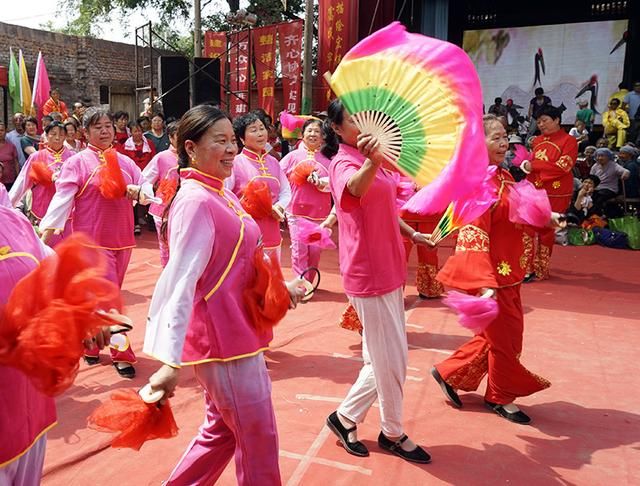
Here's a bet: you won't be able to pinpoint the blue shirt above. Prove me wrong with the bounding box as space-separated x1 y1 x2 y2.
624 91 640 119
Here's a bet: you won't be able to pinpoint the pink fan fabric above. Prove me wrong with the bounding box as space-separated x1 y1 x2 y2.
391 172 416 209
507 180 552 228
511 145 532 168
451 165 498 225
295 217 336 249
443 290 499 334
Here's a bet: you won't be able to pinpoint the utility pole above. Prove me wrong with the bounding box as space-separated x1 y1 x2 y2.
191 0 202 107
300 0 313 114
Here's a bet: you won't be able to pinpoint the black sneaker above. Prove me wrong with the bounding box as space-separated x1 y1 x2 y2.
326 411 369 457
84 356 100 365
378 432 431 464
431 367 462 408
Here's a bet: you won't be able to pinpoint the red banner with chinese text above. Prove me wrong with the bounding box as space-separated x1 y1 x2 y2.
277 20 303 115
317 0 358 110
229 30 250 117
204 31 227 109
252 25 278 119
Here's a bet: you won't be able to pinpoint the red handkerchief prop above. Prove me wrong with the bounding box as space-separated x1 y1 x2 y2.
241 180 273 219
243 248 290 333
0 234 120 396
88 389 178 450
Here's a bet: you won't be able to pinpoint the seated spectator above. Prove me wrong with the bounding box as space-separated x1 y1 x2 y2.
590 148 630 215
488 97 508 117
569 119 590 152
574 145 596 179
617 146 640 198
596 137 609 148
138 115 151 133
568 175 600 224
603 98 630 149
576 99 595 131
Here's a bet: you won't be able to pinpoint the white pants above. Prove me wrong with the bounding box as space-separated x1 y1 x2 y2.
0 435 46 486
338 287 408 437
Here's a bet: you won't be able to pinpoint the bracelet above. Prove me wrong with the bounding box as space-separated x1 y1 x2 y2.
411 230 419 242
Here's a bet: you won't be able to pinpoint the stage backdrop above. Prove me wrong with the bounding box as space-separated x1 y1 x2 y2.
463 20 628 124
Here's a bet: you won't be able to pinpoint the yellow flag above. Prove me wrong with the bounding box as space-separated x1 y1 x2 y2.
18 50 33 115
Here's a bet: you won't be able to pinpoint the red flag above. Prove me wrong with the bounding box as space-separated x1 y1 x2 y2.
277 21 303 114
252 26 278 119
317 0 358 110
229 31 250 117
204 31 228 110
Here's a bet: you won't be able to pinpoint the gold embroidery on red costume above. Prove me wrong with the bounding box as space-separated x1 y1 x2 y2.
446 343 490 391
497 261 512 276
417 263 444 297
455 225 490 252
555 155 572 171
535 148 549 161
521 233 533 270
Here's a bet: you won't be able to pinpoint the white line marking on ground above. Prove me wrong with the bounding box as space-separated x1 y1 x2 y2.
285 426 332 486
406 376 424 382
280 450 372 476
406 323 424 329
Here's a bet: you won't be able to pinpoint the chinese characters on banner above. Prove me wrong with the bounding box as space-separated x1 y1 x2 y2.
252 25 278 119
203 31 227 109
317 0 357 109
229 30 250 116
277 20 303 115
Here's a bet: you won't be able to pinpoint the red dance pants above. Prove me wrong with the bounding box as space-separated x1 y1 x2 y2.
434 285 550 404
404 220 443 297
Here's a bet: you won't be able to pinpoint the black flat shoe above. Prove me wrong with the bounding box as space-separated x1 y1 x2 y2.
523 273 536 283
431 367 462 408
326 411 369 457
84 356 100 365
484 401 531 425
114 363 136 379
377 432 431 464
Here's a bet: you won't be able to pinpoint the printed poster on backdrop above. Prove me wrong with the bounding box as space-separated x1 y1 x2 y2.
278 20 303 115
252 25 278 119
463 20 628 124
229 30 250 116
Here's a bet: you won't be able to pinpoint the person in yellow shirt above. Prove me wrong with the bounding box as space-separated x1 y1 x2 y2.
602 98 630 149
608 82 629 106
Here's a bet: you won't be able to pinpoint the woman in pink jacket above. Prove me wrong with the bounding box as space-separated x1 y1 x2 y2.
280 118 332 282
143 105 305 485
39 107 154 379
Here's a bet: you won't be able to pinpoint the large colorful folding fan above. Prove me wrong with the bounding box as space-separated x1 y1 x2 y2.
324 22 487 213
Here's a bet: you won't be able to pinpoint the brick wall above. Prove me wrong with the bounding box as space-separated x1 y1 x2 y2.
0 22 176 122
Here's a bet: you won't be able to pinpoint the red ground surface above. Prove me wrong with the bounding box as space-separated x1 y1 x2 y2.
42 230 640 485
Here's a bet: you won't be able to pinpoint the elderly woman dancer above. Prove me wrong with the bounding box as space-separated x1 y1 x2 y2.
228 111 291 261
10 121 75 246
143 105 304 485
431 114 556 424
142 121 179 267
280 118 332 282
323 100 431 464
39 107 153 379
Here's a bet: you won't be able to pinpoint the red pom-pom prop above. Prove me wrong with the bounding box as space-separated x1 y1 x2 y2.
290 161 316 186
99 148 127 199
156 177 178 204
295 218 336 249
29 154 54 186
241 180 273 219
87 388 178 450
243 248 290 333
0 234 121 396
507 180 552 228
443 290 499 335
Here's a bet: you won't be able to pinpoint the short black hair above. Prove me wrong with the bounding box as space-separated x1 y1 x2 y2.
233 112 265 144
539 105 562 122
114 110 129 121
494 97 502 103
44 120 66 134
585 174 600 187
534 87 544 96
